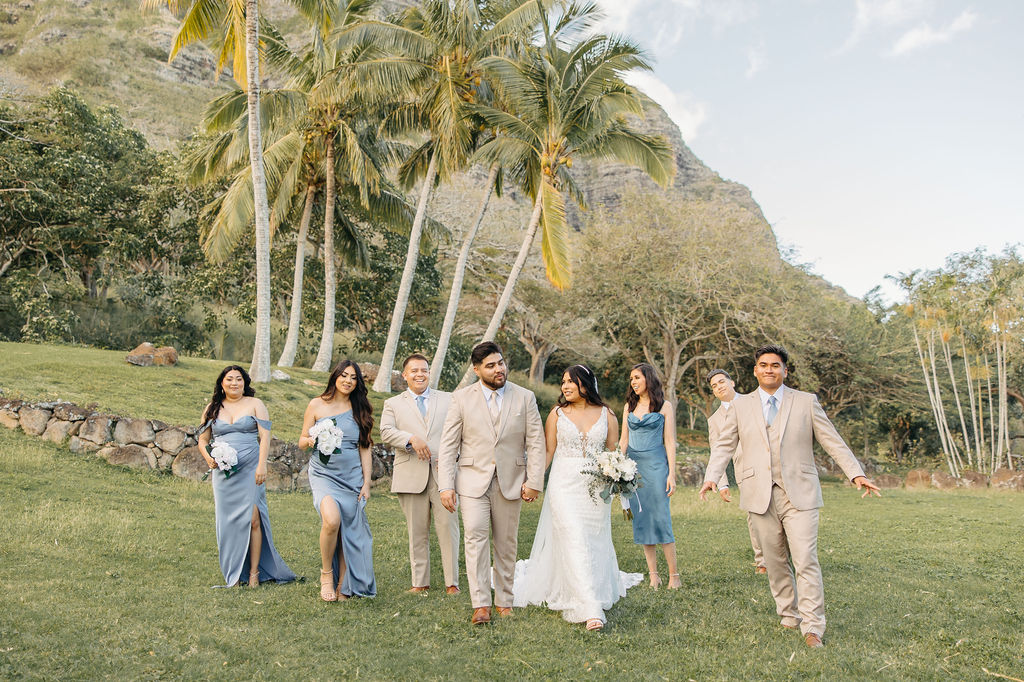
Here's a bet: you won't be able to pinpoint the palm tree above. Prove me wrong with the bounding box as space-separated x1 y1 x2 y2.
336 0 551 392
143 0 280 381
456 3 675 386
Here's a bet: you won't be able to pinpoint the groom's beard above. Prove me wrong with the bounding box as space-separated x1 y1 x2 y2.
481 375 506 390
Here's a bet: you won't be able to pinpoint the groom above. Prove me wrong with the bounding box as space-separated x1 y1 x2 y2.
438 341 546 625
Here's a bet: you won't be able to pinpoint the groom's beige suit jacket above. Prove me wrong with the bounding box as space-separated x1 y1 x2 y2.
437 381 546 499
705 387 864 514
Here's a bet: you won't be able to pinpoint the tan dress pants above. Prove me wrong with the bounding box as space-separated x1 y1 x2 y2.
748 484 826 636
398 466 460 588
460 473 521 608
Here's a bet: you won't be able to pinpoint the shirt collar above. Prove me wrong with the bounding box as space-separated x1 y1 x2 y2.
758 384 784 405
408 387 430 401
480 383 506 400
721 400 732 411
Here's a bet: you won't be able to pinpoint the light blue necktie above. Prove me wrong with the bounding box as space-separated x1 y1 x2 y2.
416 394 427 417
766 395 778 426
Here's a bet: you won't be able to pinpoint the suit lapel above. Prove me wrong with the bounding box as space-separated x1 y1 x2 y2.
750 393 770 451
776 387 795 442
496 385 515 441
405 391 427 429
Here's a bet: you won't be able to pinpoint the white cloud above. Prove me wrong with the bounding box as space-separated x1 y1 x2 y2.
625 71 708 142
840 0 931 51
889 8 977 55
591 0 756 54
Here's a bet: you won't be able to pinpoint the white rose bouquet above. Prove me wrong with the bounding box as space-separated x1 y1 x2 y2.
583 448 642 519
202 441 239 480
308 418 345 464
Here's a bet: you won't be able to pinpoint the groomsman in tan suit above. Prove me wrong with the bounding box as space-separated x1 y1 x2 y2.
705 369 765 573
700 345 880 648
379 354 461 595
438 342 546 625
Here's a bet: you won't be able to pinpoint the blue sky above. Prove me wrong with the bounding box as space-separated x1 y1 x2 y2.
594 0 1024 301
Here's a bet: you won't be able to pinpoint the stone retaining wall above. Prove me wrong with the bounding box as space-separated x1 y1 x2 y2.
0 398 393 492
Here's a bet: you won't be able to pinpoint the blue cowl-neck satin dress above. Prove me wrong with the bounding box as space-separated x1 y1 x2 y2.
625 412 675 545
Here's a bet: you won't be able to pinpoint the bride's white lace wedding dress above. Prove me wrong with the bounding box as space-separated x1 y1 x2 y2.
512 407 643 624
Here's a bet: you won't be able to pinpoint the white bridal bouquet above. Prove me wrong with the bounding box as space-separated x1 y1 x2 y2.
583 448 642 519
202 441 239 480
308 419 344 464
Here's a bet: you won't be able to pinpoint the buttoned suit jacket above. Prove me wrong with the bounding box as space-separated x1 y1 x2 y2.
704 387 865 514
437 381 545 500
379 390 452 494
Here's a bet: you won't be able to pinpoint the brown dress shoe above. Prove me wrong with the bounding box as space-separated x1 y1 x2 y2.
407 586 429 594
494 606 513 618
805 633 824 648
445 585 460 595
755 566 768 575
471 607 491 625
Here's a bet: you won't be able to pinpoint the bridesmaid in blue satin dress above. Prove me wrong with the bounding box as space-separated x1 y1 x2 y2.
198 365 298 588
299 360 377 602
619 363 681 590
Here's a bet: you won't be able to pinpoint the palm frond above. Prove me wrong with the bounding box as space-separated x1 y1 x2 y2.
539 177 571 289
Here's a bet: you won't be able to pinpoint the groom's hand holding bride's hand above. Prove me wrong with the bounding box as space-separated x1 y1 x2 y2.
521 486 540 502
698 481 718 501
440 489 457 513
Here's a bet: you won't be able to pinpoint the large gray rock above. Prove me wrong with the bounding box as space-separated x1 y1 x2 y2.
114 417 155 445
957 471 989 489
154 427 188 455
675 459 706 487
79 414 113 444
905 469 931 489
105 444 153 470
358 362 407 393
269 438 305 467
42 419 79 443
69 436 100 453
153 346 178 366
126 342 157 366
294 464 311 492
52 403 90 422
873 473 903 489
930 471 958 490
991 469 1024 491
265 461 292 492
18 407 52 436
172 446 208 481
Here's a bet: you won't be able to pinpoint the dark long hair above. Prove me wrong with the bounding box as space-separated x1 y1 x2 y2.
626 363 665 414
557 364 608 408
203 365 255 424
321 360 373 448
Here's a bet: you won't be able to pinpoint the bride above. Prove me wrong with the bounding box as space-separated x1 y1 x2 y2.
513 365 643 630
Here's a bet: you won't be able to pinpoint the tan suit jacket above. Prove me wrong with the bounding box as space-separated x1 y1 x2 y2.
380 389 452 494
705 387 864 514
708 403 736 491
437 381 546 500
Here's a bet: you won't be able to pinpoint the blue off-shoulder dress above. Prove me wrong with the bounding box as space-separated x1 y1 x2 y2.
307 411 376 598
204 416 298 587
625 412 675 545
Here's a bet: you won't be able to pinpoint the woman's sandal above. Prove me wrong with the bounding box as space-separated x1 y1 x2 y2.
320 569 337 602
248 570 260 588
649 572 662 589
585 619 604 631
667 573 682 590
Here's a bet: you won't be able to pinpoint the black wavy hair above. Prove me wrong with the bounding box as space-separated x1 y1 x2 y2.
321 360 374 448
203 365 255 424
625 363 665 414
557 364 608 408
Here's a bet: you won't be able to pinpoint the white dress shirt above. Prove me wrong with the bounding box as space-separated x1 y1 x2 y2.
757 384 786 423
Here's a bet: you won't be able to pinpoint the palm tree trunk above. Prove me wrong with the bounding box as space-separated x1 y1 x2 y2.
942 335 973 467
245 0 273 382
312 141 337 372
962 336 981 467
457 190 544 388
277 184 316 367
373 152 438 393
429 164 498 389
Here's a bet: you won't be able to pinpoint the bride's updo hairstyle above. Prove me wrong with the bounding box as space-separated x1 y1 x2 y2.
626 363 665 414
558 364 608 408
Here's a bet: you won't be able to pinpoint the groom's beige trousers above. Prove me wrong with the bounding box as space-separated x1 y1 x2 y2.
461 473 522 608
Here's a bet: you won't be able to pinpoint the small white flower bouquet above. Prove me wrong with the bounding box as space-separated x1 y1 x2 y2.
583 448 642 519
202 441 239 480
309 419 344 464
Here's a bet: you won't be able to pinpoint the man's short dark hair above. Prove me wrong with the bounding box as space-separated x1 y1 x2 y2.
705 368 732 384
754 344 789 367
470 341 503 366
402 353 429 370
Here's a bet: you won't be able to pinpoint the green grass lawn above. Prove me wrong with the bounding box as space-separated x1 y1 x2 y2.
2 427 1023 680
0 341 390 443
